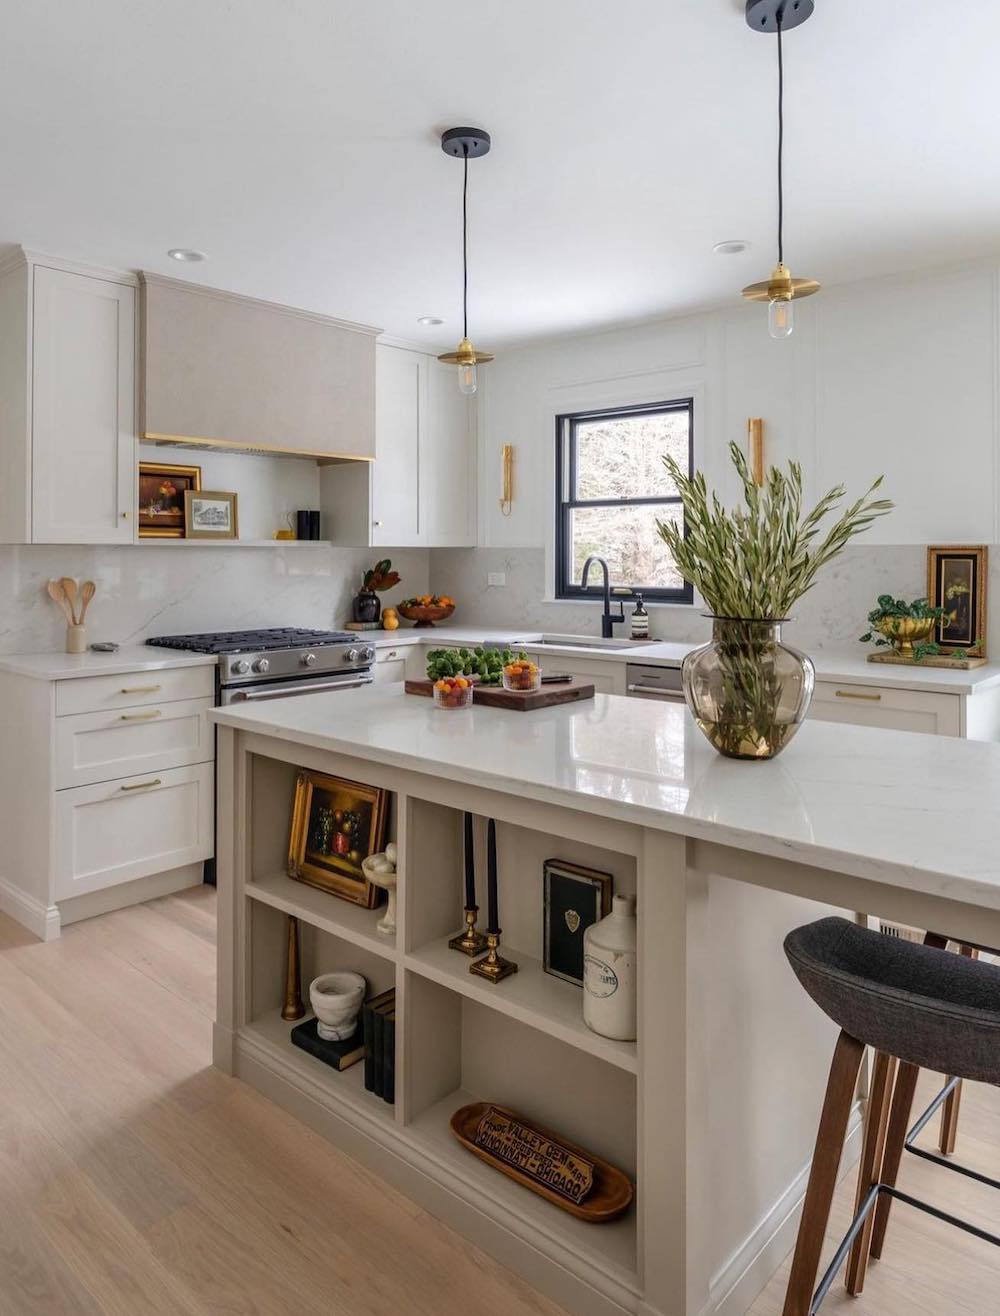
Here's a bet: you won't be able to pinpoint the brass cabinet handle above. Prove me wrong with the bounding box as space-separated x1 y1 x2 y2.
120 684 162 694
119 778 162 791
120 710 162 721
834 689 882 702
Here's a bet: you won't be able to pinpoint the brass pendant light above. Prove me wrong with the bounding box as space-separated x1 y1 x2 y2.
742 0 819 338
437 127 494 394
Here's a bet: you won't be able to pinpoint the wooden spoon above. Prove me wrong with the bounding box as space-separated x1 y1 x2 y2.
59 577 79 625
46 579 75 625
78 580 96 623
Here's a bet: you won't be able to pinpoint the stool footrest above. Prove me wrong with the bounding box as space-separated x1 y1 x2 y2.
904 1077 1000 1191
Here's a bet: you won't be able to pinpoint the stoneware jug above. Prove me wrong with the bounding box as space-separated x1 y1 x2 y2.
583 895 637 1041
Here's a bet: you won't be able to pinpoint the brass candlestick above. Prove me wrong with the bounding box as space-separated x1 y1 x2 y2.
449 906 488 956
470 930 518 983
281 914 306 1021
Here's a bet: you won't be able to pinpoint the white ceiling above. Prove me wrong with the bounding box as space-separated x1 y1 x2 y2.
2 0 999 348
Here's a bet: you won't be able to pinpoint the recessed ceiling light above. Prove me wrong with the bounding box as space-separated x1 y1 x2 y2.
167 248 207 262
417 315 443 326
713 240 751 256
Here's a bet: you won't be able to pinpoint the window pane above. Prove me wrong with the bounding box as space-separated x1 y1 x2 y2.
569 504 684 591
574 409 689 501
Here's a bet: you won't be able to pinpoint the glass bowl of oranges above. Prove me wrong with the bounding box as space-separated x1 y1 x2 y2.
502 659 541 693
433 675 474 709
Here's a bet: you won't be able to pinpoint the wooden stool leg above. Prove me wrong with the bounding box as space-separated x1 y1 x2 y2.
782 1030 865 1316
939 946 978 1156
869 1059 920 1261
845 1050 897 1295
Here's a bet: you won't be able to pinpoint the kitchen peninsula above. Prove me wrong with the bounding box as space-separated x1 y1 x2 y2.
209 687 1000 1316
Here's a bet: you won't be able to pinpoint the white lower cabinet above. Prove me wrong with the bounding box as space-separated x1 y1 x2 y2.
55 696 213 788
53 761 213 901
372 647 406 683
810 680 962 736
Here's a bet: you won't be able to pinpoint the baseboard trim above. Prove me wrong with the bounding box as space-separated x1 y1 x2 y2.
707 1103 864 1316
0 877 61 941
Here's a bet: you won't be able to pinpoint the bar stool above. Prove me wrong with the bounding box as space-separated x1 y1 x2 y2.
781 916 1000 1316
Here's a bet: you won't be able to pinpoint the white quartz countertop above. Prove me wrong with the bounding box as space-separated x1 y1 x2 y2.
365 626 1000 694
0 647 218 680
210 685 1000 912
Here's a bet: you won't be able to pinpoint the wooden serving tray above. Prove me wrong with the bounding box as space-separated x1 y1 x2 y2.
450 1102 634 1222
405 678 595 711
867 651 987 670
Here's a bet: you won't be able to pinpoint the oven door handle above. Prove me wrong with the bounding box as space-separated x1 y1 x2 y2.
627 683 686 700
229 676 373 702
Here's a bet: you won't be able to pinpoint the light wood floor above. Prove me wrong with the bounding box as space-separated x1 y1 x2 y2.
1 888 996 1315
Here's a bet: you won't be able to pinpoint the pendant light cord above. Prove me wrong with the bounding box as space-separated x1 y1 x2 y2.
462 146 469 340
776 9 784 266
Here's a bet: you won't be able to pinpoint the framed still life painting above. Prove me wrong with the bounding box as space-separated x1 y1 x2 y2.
927 545 988 658
138 462 201 538
542 858 613 986
287 770 388 907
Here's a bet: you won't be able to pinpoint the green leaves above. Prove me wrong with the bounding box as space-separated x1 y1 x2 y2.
656 442 894 619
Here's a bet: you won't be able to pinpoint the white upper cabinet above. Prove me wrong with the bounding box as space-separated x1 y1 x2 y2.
0 252 136 545
323 343 476 548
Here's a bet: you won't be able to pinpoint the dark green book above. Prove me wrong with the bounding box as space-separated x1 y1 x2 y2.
362 988 395 1095
290 1017 364 1071
382 1008 396 1105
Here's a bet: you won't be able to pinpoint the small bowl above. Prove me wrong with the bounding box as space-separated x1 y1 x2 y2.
309 971 366 1042
501 662 541 693
433 680 473 709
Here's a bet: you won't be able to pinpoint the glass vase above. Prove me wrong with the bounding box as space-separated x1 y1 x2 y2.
682 618 815 760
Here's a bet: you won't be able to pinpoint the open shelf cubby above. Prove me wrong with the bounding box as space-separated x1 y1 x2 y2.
403 972 638 1288
403 797 638 1073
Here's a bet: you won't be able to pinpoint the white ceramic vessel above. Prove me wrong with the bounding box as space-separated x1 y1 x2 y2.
362 852 398 936
309 971 366 1041
583 895 637 1041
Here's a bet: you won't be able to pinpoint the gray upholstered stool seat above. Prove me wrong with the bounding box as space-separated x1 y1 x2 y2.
785 916 1000 1086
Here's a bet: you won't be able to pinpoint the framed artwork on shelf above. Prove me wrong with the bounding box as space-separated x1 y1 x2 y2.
543 858 613 986
287 770 388 907
138 462 201 537
184 489 239 540
927 545 988 657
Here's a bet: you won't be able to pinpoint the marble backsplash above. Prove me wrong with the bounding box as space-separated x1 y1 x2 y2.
428 545 961 655
0 544 430 654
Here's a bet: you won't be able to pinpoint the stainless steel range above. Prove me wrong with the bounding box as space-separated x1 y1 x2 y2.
146 628 375 705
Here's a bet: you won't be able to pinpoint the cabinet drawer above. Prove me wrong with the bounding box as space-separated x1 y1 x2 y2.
372 658 405 684
811 681 962 737
55 696 214 789
55 664 214 716
53 762 213 901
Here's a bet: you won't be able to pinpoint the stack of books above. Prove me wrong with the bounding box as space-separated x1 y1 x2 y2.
362 987 396 1104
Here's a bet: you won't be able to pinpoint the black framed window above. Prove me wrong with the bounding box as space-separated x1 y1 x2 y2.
555 399 694 603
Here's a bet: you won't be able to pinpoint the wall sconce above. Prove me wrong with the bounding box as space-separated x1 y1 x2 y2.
747 418 765 487
499 444 514 516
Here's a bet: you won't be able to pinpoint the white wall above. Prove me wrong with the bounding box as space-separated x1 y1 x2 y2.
457 256 1000 648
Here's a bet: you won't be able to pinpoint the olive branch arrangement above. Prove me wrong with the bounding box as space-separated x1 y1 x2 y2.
657 443 894 618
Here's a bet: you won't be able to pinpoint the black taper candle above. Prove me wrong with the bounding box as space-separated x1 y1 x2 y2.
463 811 476 909
486 818 499 933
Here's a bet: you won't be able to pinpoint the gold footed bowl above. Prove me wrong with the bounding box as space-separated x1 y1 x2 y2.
873 616 936 657
682 618 816 760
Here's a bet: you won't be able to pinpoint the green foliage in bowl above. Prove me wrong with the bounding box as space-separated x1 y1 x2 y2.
426 646 528 687
859 595 947 661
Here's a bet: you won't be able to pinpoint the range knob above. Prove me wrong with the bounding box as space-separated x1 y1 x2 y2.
231 659 250 675
301 652 317 667
252 657 270 674
361 645 375 662
345 648 360 664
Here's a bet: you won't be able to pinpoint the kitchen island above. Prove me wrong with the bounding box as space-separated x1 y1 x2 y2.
209 687 1000 1316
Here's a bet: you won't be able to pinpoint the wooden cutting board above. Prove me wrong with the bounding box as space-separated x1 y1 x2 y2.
450 1102 633 1222
404 678 595 711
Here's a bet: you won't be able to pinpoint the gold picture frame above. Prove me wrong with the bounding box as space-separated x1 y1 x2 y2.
927 545 988 657
287 770 388 908
138 461 201 538
184 489 239 540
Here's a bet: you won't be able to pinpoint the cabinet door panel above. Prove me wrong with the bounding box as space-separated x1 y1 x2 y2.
55 697 214 789
424 359 475 545
372 346 423 546
32 267 134 544
54 762 213 900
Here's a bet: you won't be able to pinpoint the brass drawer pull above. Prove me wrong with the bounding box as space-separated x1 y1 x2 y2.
120 710 162 721
120 684 161 694
120 778 162 791
834 690 882 702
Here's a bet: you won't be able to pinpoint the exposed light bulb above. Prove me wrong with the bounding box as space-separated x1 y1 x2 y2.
457 361 478 395
768 297 794 339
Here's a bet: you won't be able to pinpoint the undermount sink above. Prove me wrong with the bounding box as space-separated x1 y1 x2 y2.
523 633 659 650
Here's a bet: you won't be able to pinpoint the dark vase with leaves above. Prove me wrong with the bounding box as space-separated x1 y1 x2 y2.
658 444 894 760
352 558 401 625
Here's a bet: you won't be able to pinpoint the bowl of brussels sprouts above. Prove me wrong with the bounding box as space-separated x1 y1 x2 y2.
425 645 531 687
